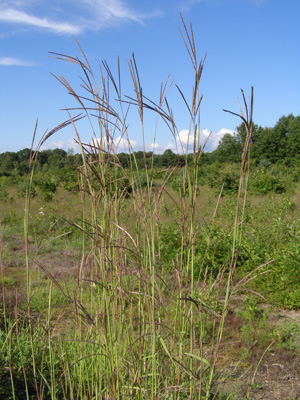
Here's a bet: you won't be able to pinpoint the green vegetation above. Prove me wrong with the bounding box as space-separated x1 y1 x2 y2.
1 114 300 185
1 19 300 400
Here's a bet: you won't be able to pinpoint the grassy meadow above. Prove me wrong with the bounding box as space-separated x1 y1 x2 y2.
1 20 300 400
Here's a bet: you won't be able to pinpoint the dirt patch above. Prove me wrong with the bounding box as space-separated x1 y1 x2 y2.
1 236 80 318
216 347 300 399
2 235 79 278
212 306 300 399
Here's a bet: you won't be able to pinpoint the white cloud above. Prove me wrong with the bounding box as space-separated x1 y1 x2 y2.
81 0 148 25
0 56 36 66
176 129 193 147
92 135 138 152
175 129 203 150
148 142 160 150
208 128 235 151
165 142 176 150
171 128 235 153
38 128 235 154
115 135 138 151
0 8 82 34
147 142 177 153
0 1 161 36
40 138 80 151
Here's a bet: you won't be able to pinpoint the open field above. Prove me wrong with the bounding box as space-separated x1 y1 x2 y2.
1 182 300 399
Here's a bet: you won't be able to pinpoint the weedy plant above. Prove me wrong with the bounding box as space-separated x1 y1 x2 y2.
3 16 272 400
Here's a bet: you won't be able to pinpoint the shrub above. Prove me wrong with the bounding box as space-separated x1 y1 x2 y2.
249 167 286 194
168 171 189 195
207 163 240 195
36 177 58 202
0 176 14 188
0 185 8 201
17 179 37 198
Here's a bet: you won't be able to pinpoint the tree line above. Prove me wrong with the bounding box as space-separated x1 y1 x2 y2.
1 114 299 180
212 114 300 165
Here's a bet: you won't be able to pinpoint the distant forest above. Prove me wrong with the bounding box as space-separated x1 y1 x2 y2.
1 114 299 179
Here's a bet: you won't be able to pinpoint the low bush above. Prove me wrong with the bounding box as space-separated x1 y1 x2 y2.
249 167 286 194
17 179 37 198
206 163 240 195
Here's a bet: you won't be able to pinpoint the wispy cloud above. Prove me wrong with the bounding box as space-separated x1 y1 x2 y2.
0 8 82 34
0 1 161 36
0 56 36 66
81 0 149 25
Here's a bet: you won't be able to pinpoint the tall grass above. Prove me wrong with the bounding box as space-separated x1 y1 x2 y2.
3 17 269 400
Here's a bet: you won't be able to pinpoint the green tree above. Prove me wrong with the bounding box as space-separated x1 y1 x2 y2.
161 149 178 167
236 121 259 146
0 152 18 176
252 114 300 164
17 148 31 175
215 133 242 163
282 114 300 163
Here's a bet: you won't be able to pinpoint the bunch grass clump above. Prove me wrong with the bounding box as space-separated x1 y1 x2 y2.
1 16 270 400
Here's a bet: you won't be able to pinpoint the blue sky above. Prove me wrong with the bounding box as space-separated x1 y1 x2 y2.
1 0 299 154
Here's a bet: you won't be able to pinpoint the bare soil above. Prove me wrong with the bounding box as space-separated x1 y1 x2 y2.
213 307 300 399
